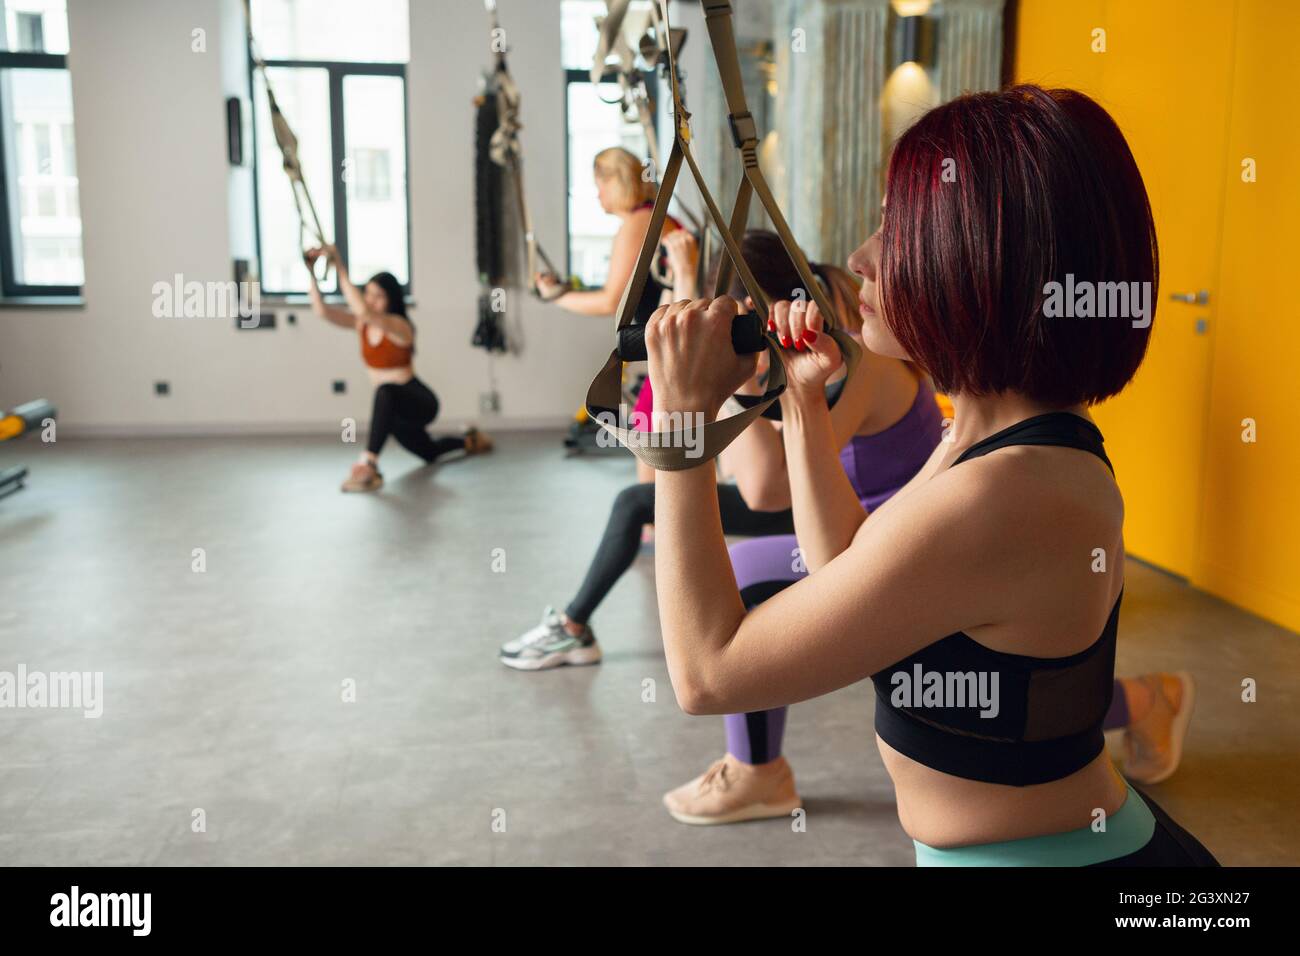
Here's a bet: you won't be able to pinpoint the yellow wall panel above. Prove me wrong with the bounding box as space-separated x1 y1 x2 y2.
1194 0 1300 632
1013 0 1106 92
1015 0 1297 631
1017 0 1234 579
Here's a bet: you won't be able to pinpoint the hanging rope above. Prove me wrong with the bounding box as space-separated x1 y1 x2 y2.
583 0 863 471
483 0 569 301
473 82 508 353
242 0 333 284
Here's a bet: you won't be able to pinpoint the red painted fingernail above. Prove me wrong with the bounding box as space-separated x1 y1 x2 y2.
803 330 819 344
767 319 776 332
795 338 806 351
780 335 792 348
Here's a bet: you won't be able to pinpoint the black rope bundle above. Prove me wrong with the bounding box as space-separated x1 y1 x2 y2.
473 87 508 353
475 89 504 284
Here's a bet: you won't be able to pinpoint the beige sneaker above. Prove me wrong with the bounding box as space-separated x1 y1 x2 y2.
1123 671 1195 784
463 427 494 455
341 461 383 493
663 754 801 826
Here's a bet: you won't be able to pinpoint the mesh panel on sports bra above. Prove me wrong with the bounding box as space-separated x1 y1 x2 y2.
1023 601 1120 741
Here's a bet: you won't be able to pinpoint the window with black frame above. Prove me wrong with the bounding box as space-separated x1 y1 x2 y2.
561 0 657 290
0 0 83 299
248 0 410 296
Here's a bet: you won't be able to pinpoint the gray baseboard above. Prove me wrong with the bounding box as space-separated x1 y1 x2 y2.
56 416 573 439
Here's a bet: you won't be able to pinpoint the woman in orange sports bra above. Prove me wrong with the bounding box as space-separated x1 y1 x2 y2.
305 245 492 493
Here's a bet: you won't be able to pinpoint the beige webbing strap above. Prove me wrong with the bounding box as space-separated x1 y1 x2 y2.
243 0 332 283
700 0 846 336
591 0 634 86
593 3 663 210
712 174 751 296
593 0 703 243
584 0 861 471
485 0 561 296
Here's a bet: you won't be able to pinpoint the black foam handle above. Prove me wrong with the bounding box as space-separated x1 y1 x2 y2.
616 312 766 361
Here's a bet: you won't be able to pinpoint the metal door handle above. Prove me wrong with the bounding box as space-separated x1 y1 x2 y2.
1170 290 1210 305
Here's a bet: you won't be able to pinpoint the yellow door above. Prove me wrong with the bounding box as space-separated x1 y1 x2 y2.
1193 0 1300 632
1016 0 1236 578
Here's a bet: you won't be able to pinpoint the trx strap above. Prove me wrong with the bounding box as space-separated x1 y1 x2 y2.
584 0 862 471
592 0 705 290
242 0 332 284
484 0 568 301
592 0 679 171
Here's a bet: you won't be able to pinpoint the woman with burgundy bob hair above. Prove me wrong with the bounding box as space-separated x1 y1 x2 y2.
643 86 1217 865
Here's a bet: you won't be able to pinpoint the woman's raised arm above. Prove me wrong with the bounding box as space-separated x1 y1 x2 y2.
304 250 355 329
544 212 649 317
646 295 1009 716
325 245 411 345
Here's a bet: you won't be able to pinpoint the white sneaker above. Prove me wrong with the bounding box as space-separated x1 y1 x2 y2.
499 606 602 671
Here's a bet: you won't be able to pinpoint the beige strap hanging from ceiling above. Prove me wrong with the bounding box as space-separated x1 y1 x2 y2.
242 0 333 283
592 0 705 265
591 0 679 171
484 0 564 300
584 0 862 472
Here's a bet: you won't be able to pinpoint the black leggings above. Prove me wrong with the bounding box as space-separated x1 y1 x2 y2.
565 482 794 626
1091 786 1220 866
367 378 465 462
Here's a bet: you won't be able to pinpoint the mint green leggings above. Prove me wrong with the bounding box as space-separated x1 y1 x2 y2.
913 783 1217 867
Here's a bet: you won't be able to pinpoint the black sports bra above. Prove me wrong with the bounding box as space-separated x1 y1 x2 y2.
870 413 1120 787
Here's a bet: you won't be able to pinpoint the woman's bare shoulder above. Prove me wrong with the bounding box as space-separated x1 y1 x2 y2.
858 444 1120 584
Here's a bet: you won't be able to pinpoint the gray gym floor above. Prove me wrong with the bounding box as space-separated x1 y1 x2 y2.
1 432 1296 865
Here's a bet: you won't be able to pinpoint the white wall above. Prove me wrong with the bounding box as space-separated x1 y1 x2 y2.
0 0 715 435
408 0 609 436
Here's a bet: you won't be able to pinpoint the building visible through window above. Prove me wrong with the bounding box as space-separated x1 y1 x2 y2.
15 10 41 51
349 147 391 202
248 0 410 295
0 0 82 295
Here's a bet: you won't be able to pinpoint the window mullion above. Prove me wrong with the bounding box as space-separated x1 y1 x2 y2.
0 80 17 297
247 52 265 294
329 66 348 271
401 72 411 294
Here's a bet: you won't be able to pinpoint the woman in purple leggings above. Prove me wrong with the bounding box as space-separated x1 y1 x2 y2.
661 349 944 823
